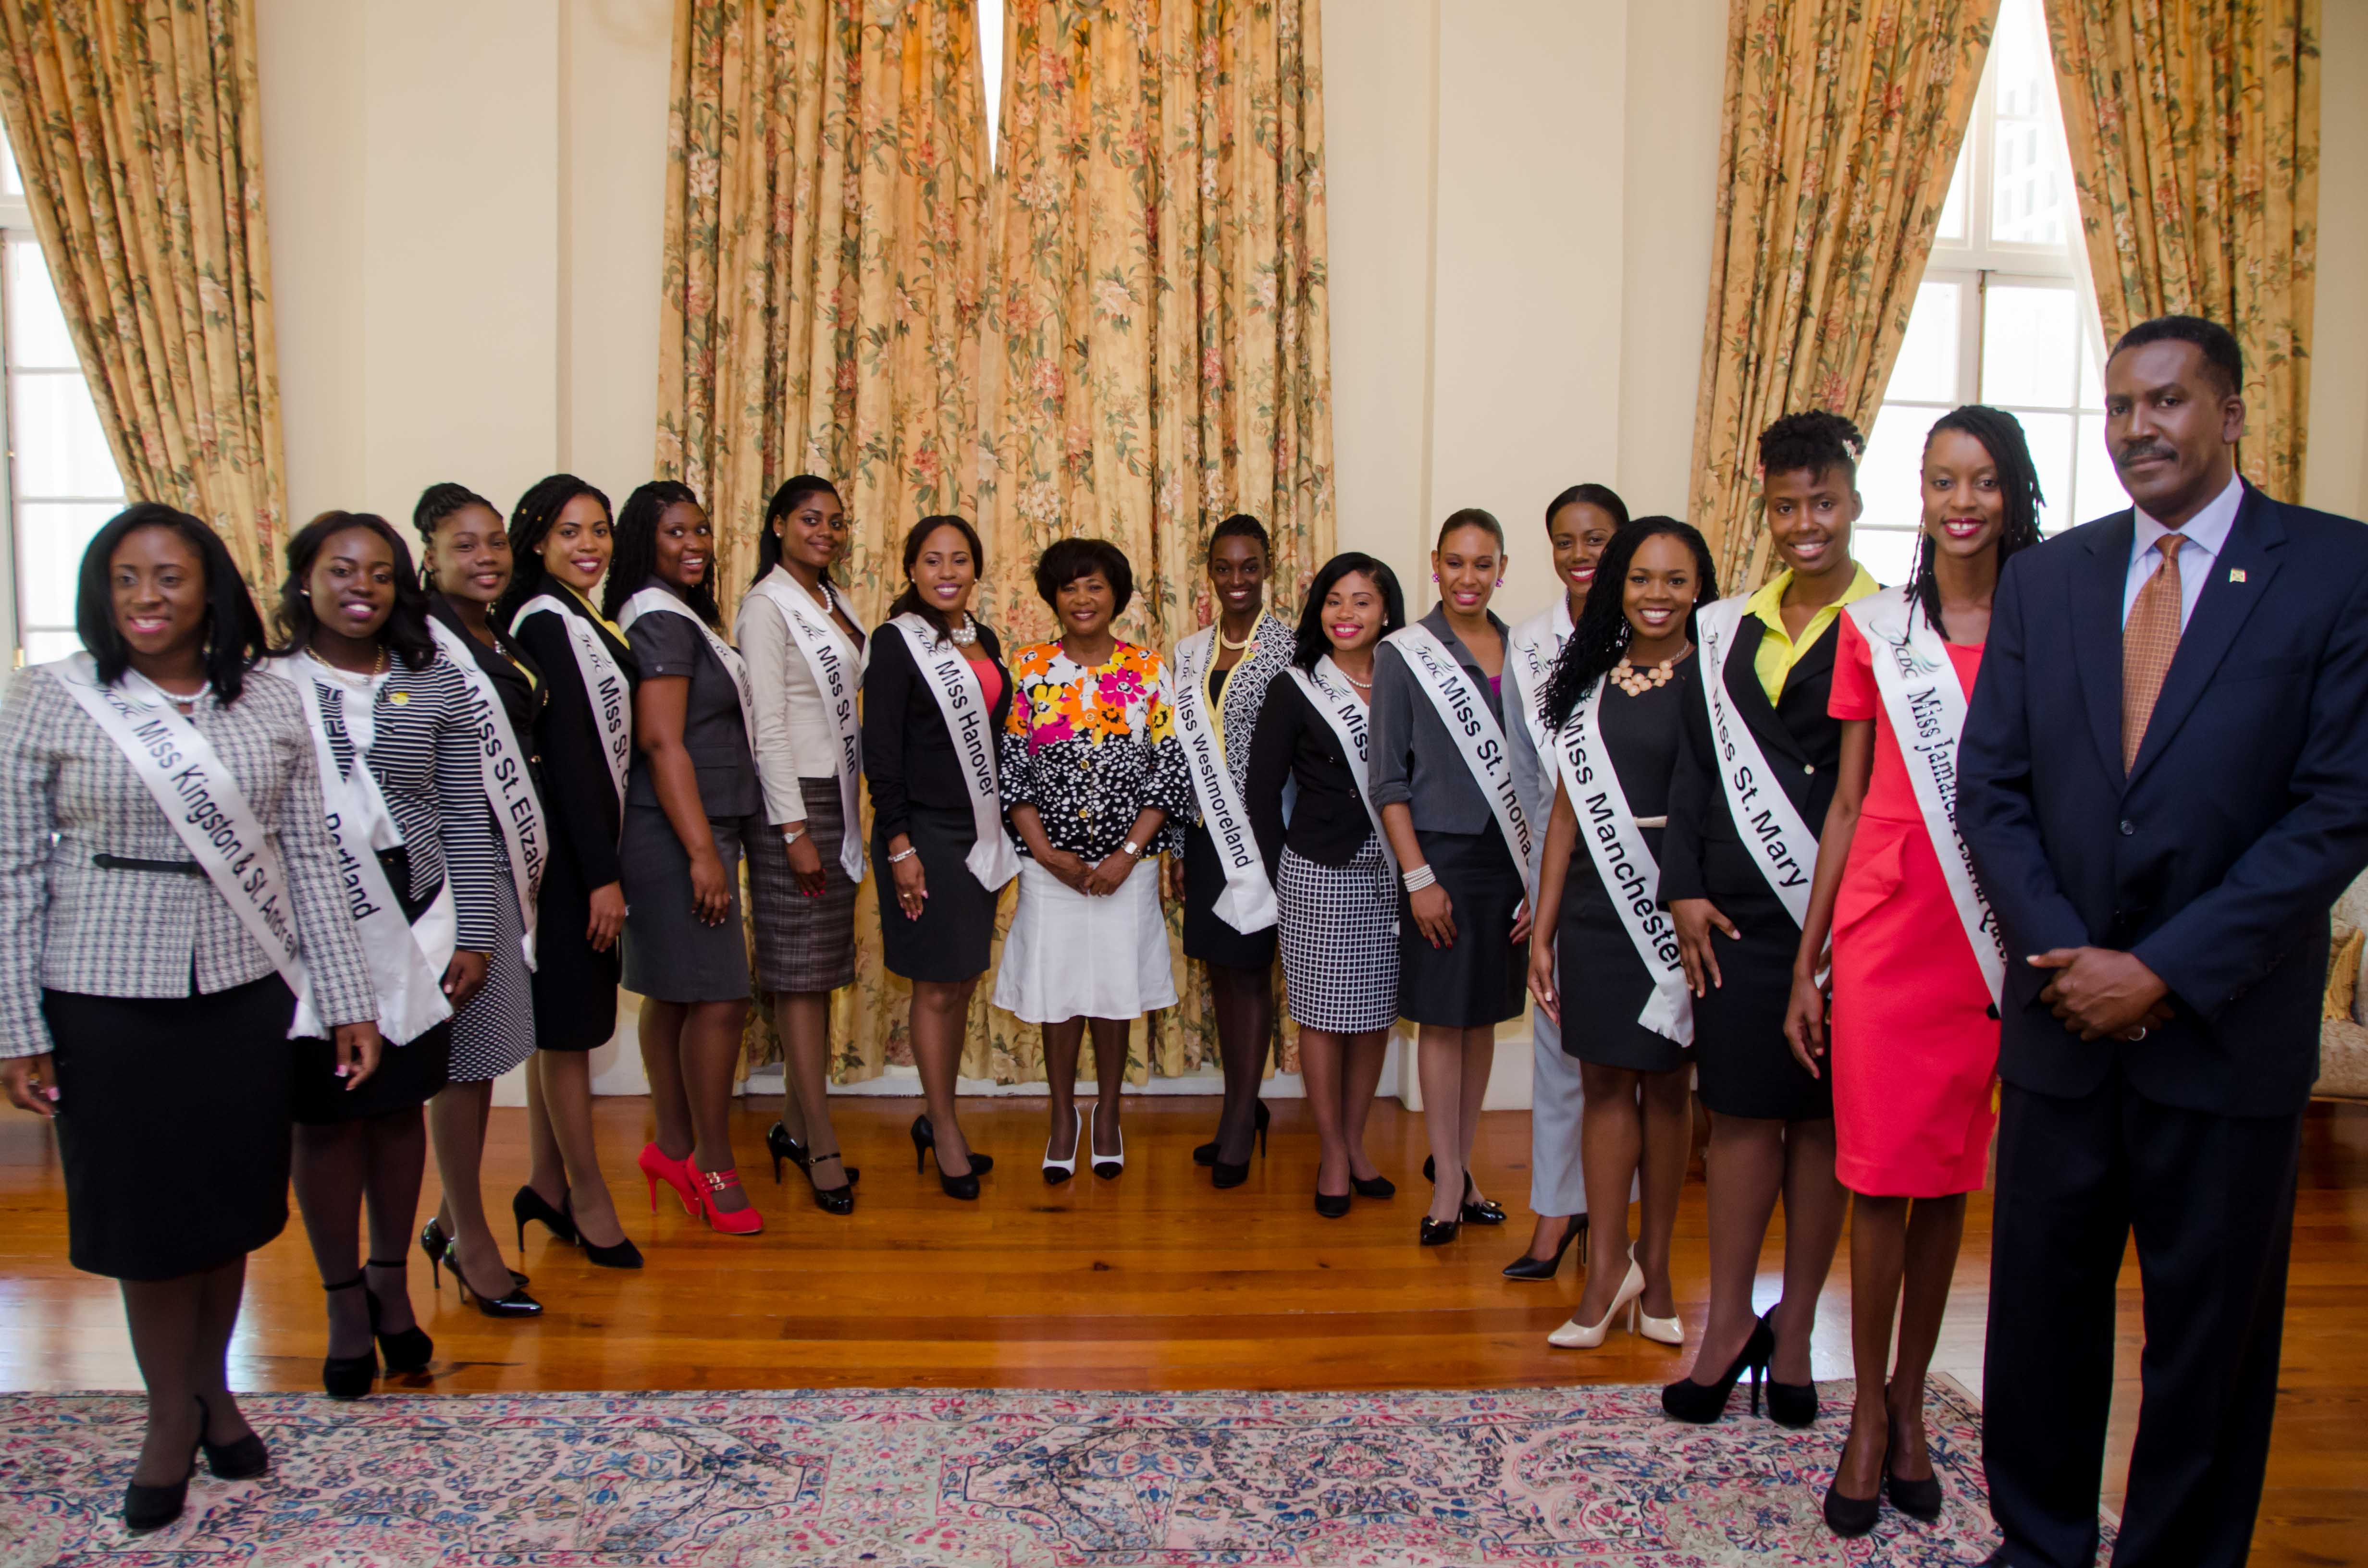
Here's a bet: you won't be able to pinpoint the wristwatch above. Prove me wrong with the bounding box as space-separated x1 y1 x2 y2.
781 825 807 846
1120 839 1144 858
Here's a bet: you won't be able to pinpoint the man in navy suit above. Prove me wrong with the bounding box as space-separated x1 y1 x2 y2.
1960 314 2368 1568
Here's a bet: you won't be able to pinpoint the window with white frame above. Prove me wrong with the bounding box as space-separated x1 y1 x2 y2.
0 126 126 667
1854 0 2126 586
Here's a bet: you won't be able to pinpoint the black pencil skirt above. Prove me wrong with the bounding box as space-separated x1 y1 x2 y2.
43 975 298 1281
292 1020 452 1124
1182 819 1279 970
876 805 1003 984
1397 827 1527 1029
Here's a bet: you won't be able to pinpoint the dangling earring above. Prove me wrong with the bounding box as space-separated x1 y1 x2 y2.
1494 577 1504 587
1431 572 1439 583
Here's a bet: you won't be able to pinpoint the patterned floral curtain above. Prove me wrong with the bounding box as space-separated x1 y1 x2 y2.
970 0 1333 1083
2045 0 2319 501
654 0 991 1083
1686 0 1996 591
0 0 287 589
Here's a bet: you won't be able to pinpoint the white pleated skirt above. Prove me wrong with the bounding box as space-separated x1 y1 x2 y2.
993 857 1179 1024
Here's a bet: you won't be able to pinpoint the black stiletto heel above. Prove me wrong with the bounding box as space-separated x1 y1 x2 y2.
1197 1099 1269 1168
912 1115 988 1200
1314 1189 1351 1218
419 1217 447 1291
1662 1310 1776 1423
445 1240 543 1318
196 1391 269 1481
511 1186 578 1252
1418 1216 1461 1246
1884 1408 1944 1520
1351 1173 1396 1199
770 1121 859 1188
1502 1213 1589 1280
319 1277 378 1400
363 1258 433 1374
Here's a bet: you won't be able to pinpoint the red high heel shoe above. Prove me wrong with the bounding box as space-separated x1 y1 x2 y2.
692 1164 764 1236
638 1142 700 1216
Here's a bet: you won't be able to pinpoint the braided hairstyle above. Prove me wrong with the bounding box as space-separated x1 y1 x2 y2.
1758 409 1865 485
1912 405 2044 641
411 481 497 589
604 480 718 626
1540 517 1719 733
494 473 613 627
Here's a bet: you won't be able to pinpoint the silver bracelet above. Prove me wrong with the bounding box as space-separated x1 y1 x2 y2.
1401 864 1437 893
888 846 920 865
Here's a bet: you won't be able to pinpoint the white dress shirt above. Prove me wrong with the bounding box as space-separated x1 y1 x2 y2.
2123 473 2244 631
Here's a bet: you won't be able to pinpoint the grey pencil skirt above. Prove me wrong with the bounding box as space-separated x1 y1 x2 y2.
746 776 860 993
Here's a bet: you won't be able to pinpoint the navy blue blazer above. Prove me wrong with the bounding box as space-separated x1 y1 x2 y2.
1958 485 2368 1117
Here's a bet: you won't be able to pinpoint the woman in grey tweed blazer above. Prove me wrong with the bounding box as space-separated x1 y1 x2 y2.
0 505 378 1532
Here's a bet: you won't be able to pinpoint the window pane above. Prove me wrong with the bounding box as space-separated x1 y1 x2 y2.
2011 409 2075 535
1934 143 1969 245
1857 402 1946 534
11 371 121 497
2077 328 2105 409
16 502 118 627
1886 281 1961 404
22 628 83 665
2074 414 2130 526
1987 0 2072 245
6 238 80 370
0 121 20 196
1852 526 1920 588
1982 284 2078 407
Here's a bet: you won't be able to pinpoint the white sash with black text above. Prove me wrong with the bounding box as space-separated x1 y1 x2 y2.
1171 626 1277 933
893 613 1018 892
1552 674 1691 1044
748 571 867 882
1507 596 1574 772
511 592 630 810
1381 623 1532 866
617 587 756 753
267 659 456 1045
1287 658 1397 878
1845 586 2005 1002
428 618 546 968
52 656 315 1022
1691 596 1817 926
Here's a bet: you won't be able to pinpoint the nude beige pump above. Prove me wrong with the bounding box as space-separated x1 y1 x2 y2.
1548 1256 1645 1349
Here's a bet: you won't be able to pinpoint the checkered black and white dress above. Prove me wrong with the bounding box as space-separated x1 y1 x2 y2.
1277 836 1398 1032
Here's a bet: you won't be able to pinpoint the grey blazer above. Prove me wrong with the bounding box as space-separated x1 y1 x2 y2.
622 596 762 820
1368 604 1513 837
0 664 378 1058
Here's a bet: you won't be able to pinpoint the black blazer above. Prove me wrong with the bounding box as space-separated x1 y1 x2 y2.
429 595 547 776
510 591 639 892
1245 672 1372 871
1959 485 2368 1116
861 619 1014 844
1661 613 1842 912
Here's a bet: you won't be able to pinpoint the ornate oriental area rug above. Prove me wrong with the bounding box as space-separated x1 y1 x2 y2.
0 1380 2063 1566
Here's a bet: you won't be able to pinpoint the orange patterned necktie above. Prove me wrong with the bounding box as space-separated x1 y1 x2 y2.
2121 532 2187 770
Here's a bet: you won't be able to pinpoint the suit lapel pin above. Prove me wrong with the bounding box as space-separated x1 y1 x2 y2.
2228 568 2247 583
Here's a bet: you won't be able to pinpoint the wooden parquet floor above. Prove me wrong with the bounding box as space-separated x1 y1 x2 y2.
2 1094 2362 1564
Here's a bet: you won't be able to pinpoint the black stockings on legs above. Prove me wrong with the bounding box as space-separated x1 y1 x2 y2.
910 979 979 1177
120 1257 252 1486
293 1109 427 1361
1205 962 1275 1164
1687 1112 1846 1387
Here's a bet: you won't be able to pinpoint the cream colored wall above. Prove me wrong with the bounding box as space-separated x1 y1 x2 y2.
257 0 668 532
1322 0 1727 628
2305 0 2368 523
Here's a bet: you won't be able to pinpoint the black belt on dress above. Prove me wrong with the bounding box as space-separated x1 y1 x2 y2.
93 853 204 876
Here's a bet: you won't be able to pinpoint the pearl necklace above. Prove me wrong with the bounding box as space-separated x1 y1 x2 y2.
948 613 979 648
1610 652 1678 698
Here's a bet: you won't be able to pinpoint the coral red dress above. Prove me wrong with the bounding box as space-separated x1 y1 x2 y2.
1826 612 2000 1198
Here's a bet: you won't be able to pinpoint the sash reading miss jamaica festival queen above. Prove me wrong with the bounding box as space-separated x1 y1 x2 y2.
1845 585 2005 1002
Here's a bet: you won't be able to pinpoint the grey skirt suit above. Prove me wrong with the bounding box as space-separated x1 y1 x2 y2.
617 591 768 1004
